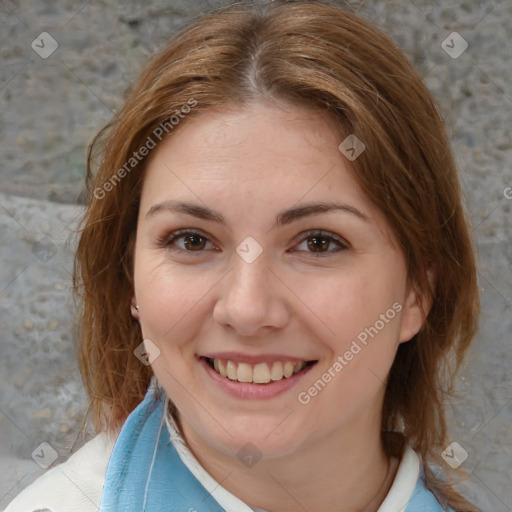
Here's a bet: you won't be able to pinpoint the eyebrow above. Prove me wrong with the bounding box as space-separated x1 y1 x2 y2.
145 200 370 227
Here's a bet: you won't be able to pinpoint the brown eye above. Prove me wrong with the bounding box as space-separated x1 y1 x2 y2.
295 230 348 256
307 235 331 252
182 233 206 251
164 229 214 253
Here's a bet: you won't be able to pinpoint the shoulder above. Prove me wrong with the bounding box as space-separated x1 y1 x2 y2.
3 433 115 512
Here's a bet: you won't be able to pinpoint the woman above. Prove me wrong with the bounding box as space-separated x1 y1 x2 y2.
5 1 480 511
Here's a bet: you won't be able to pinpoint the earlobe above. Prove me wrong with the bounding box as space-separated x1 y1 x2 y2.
398 294 424 343
398 273 434 343
131 296 140 321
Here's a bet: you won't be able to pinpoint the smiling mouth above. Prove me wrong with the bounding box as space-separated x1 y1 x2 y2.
203 357 317 384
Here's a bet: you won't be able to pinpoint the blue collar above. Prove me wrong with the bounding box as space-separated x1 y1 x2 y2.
99 381 224 512
100 382 451 512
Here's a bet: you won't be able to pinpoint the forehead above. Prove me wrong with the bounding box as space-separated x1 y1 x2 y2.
141 100 367 202
136 99 402 250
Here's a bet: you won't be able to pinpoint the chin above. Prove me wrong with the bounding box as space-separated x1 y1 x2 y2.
203 418 308 461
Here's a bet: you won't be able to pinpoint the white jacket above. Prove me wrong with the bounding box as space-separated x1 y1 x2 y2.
4 416 424 512
3 433 115 512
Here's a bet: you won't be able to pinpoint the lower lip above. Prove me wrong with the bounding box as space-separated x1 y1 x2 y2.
199 357 316 400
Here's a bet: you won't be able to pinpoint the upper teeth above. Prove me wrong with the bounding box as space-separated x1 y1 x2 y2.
211 359 306 384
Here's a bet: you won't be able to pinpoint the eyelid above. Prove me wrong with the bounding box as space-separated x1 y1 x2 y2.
162 228 218 252
292 229 349 254
161 228 349 256
165 228 210 242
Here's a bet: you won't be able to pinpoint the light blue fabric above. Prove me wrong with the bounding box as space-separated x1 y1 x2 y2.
99 381 224 511
405 469 454 511
99 381 453 512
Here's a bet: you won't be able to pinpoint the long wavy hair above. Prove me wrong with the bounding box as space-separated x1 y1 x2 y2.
73 1 480 510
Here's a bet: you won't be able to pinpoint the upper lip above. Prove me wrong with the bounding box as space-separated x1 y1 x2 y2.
201 352 317 364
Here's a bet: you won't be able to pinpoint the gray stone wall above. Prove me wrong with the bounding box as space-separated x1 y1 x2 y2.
1 1 511 510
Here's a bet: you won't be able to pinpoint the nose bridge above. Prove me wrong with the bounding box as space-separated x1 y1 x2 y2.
229 252 272 308
213 250 289 335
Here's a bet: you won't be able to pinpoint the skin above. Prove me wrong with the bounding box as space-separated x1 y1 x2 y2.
131 98 429 512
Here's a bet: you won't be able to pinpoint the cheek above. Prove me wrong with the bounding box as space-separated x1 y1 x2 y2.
306 262 405 362
134 252 223 353
303 270 385 339
134 254 190 337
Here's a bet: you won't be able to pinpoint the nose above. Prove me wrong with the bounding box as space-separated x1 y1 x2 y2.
212 255 290 337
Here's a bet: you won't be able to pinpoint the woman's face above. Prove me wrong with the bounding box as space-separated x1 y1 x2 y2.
133 99 425 459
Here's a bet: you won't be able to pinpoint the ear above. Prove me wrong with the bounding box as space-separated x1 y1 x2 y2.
130 295 140 321
399 270 434 343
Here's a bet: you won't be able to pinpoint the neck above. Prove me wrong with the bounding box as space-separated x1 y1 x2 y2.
178 408 400 512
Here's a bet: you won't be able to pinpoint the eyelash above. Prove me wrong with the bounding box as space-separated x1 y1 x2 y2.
161 229 349 257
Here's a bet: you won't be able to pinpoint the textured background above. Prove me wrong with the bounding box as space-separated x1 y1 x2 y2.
0 0 511 510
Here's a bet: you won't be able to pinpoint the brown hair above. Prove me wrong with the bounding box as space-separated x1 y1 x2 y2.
73 1 480 510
